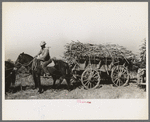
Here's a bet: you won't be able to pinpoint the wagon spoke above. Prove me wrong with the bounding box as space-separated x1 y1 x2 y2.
87 82 90 88
84 81 89 86
113 77 118 82
112 75 118 80
113 77 119 85
92 72 97 77
83 76 88 79
83 79 88 82
118 79 120 86
121 69 126 74
116 79 120 86
115 77 119 82
93 75 99 79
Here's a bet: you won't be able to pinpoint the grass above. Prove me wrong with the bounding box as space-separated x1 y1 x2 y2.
5 73 146 99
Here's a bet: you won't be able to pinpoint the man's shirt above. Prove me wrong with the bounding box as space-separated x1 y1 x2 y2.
37 47 50 61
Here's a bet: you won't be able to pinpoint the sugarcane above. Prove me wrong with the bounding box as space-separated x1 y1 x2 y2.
63 40 135 65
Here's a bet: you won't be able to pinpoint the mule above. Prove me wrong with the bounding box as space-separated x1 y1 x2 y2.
5 61 16 93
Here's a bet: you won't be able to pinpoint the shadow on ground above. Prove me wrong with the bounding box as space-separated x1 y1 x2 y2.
6 75 139 94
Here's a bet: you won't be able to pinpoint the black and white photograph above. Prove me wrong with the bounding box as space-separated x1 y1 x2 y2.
3 2 148 120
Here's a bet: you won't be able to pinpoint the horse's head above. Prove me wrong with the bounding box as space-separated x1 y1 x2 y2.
15 52 33 67
15 52 26 66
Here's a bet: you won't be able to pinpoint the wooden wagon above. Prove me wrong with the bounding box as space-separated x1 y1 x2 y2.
64 41 133 89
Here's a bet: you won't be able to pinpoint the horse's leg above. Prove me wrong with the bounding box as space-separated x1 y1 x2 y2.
32 71 38 89
52 75 57 88
66 77 71 91
57 76 63 87
37 74 43 93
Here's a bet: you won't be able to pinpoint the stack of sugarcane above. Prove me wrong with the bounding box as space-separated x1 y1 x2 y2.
63 40 135 64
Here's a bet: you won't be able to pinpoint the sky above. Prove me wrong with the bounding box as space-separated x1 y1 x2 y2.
3 2 148 61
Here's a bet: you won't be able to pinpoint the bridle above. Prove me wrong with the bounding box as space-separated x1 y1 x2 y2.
15 58 35 75
15 58 34 67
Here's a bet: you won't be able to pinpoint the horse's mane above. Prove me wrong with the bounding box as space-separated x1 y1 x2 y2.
21 53 33 59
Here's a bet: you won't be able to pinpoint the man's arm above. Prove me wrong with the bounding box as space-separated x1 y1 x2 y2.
37 48 49 60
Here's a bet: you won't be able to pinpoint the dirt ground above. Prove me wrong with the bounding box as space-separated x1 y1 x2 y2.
5 74 146 99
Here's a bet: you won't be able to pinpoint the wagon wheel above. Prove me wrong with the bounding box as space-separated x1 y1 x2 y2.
81 68 100 89
111 65 129 86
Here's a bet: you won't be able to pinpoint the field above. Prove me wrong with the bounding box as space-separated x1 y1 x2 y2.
5 73 146 99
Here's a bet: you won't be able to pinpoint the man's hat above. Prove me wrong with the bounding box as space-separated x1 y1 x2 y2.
40 41 46 46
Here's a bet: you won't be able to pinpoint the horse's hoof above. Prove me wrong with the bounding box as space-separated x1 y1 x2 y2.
68 87 72 91
38 89 44 94
33 87 37 90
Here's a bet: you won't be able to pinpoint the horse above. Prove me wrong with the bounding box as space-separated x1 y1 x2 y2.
32 58 72 93
5 61 17 93
15 52 72 93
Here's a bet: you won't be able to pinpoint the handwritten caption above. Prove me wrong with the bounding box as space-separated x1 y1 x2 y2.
77 100 91 104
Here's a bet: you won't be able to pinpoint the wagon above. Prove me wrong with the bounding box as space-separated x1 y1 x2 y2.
65 41 133 89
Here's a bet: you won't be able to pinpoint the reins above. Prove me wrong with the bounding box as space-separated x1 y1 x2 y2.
16 59 34 67
32 58 38 71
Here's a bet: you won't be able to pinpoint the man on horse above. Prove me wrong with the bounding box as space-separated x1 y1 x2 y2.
35 41 52 76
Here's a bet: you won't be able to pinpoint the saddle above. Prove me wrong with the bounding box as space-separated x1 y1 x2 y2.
47 61 55 67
